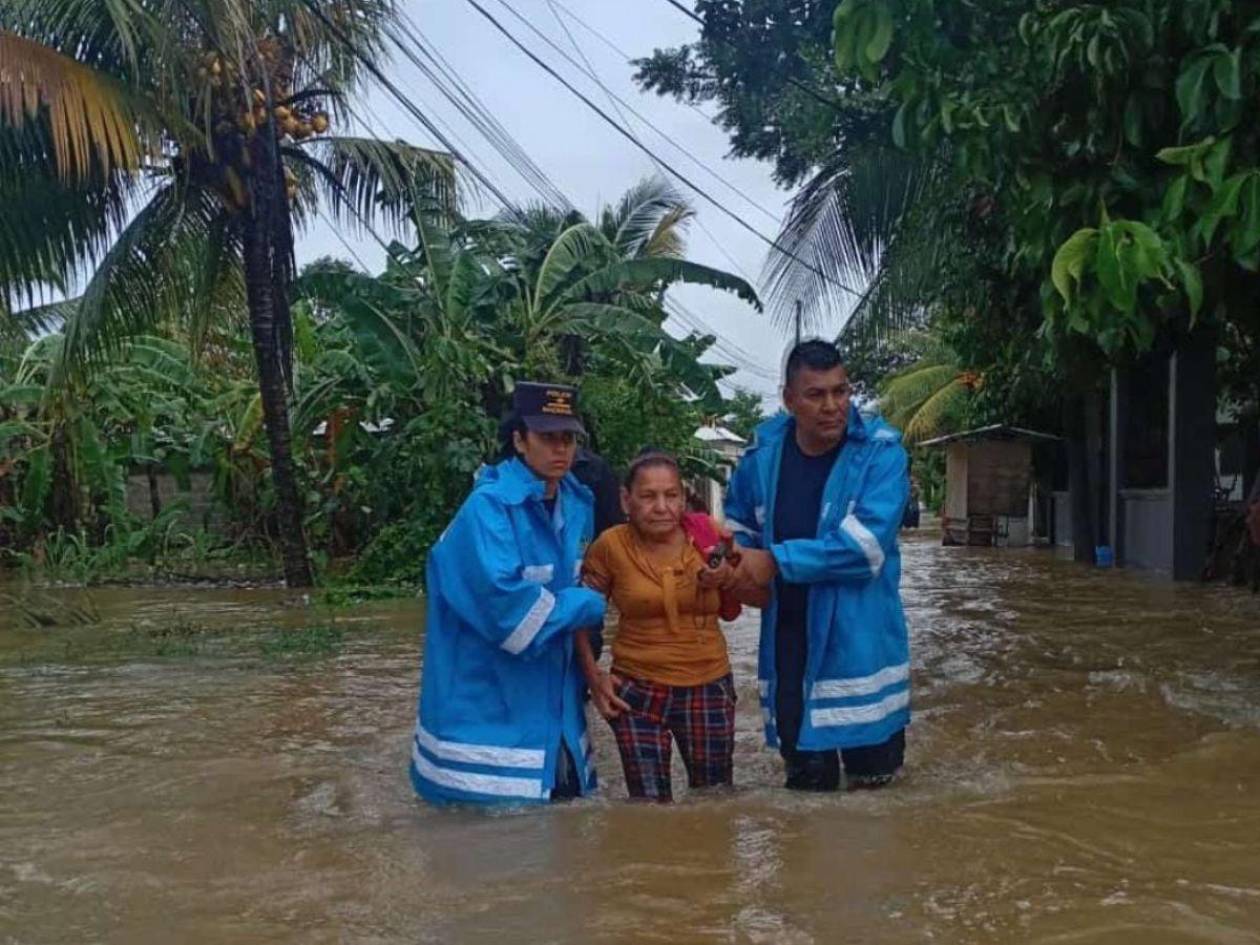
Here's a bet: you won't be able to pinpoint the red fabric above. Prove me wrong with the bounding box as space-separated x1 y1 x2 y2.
681 512 741 621
681 511 721 552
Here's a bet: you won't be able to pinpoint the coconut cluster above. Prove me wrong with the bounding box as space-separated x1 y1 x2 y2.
198 48 327 210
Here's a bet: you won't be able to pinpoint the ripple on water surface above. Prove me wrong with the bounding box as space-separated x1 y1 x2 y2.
2 535 1259 943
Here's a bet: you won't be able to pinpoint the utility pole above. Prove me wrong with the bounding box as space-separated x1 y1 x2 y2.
794 299 802 346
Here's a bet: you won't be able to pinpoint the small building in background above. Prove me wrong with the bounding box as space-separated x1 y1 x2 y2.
691 425 747 519
920 425 1060 548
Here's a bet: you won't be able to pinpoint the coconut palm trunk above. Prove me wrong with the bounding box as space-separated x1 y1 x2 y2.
242 126 312 587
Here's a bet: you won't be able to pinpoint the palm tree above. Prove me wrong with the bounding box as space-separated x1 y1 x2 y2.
878 357 977 445
298 194 759 415
0 0 453 585
596 176 695 261
760 141 951 343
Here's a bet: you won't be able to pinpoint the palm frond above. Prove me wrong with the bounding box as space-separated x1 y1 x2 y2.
268 0 398 96
3 297 79 342
53 183 232 382
762 142 938 336
901 377 969 444
841 211 949 345
187 210 246 358
878 361 959 421
877 358 972 444
0 123 137 306
532 222 609 313
602 176 694 259
305 136 457 236
0 28 144 178
556 258 761 313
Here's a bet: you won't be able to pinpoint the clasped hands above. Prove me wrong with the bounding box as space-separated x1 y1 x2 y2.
696 527 777 604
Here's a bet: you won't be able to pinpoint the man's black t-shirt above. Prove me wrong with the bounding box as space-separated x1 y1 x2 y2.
772 426 843 751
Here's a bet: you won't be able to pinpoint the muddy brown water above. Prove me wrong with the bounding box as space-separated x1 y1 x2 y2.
3 532 1260 944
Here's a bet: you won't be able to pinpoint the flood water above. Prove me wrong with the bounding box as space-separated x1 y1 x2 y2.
3 531 1260 944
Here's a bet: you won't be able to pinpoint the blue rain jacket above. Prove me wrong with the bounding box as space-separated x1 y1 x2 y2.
724 407 911 751
410 457 607 806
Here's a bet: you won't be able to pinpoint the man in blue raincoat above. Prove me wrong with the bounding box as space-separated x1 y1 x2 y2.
410 382 607 806
723 340 911 791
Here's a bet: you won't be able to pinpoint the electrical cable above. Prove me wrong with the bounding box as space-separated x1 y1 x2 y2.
390 14 573 208
500 0 781 227
399 12 574 208
459 0 861 300
297 0 527 219
537 0 764 287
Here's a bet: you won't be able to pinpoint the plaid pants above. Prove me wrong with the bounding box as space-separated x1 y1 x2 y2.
608 673 736 801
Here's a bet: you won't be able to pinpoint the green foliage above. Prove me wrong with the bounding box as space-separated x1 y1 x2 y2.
878 359 970 445
824 0 1260 374
1 174 760 586
257 624 345 660
833 0 894 81
720 390 767 441
582 373 714 477
657 0 1260 434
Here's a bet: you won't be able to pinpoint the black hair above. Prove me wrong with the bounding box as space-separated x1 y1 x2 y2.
784 339 844 388
623 447 681 490
496 411 528 462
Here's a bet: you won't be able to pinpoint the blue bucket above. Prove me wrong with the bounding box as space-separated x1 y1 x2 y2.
1095 545 1114 568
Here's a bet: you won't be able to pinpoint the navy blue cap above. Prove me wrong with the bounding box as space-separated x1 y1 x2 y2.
512 382 587 435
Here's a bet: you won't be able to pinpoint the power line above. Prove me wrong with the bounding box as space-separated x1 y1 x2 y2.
385 23 561 207
547 0 725 126
517 5 779 384
665 298 779 382
460 0 862 300
297 0 526 218
538 0 762 287
496 0 781 227
654 0 848 115
391 13 573 209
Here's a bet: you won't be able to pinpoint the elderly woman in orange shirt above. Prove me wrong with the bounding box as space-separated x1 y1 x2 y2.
577 450 764 801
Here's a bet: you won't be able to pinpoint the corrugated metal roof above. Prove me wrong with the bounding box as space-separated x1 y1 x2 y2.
919 424 1060 447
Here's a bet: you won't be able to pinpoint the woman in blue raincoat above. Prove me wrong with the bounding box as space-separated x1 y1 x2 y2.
410 382 607 806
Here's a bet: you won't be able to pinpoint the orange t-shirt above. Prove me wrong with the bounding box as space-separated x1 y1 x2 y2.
582 524 730 687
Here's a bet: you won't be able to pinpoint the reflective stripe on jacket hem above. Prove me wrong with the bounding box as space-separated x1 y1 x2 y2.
810 689 909 729
415 724 545 770
411 740 548 800
810 662 909 700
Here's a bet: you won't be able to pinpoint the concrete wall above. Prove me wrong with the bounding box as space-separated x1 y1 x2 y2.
1052 491 1073 547
945 444 969 520
996 516 1031 548
1120 490 1173 573
124 470 224 532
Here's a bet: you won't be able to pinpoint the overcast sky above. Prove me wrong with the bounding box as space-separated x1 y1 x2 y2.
295 0 814 406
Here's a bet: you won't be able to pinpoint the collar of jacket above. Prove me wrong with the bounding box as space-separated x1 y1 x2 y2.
746 403 880 454
475 457 594 506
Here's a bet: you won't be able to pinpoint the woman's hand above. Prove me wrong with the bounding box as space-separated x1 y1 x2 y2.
589 670 630 720
696 558 736 590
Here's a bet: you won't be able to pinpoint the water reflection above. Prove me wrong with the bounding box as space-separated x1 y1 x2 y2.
2 532 1259 942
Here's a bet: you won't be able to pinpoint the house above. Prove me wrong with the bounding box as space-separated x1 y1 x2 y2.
920 425 1060 547
1049 328 1257 579
691 425 747 518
